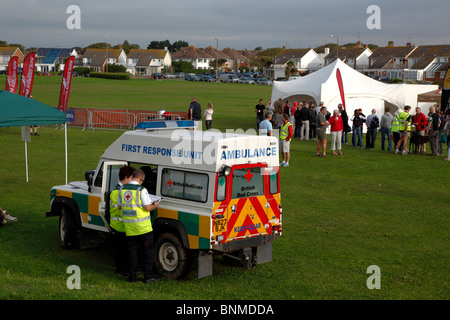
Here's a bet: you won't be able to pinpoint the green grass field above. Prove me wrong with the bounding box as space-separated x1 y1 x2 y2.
0 75 449 300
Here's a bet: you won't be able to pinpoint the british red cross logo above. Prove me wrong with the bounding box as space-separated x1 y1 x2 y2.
244 169 253 182
123 191 133 203
167 179 173 187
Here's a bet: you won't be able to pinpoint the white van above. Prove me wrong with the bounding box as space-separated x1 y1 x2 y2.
47 121 282 279
219 73 240 83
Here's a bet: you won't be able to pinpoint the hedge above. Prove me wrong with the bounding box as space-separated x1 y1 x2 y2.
89 72 130 80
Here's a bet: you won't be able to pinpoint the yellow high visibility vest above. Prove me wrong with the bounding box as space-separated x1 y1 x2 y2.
109 184 124 233
398 111 411 132
119 184 152 236
280 122 291 140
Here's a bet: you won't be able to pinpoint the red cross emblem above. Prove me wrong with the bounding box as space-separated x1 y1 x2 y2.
123 191 133 203
244 169 253 182
167 179 173 187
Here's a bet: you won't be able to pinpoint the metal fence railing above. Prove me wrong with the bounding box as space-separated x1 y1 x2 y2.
65 108 187 131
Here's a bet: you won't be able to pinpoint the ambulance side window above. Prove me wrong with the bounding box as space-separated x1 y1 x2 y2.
161 168 208 203
216 175 227 201
269 170 278 194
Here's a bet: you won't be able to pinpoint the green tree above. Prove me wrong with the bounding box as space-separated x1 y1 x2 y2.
113 40 140 54
172 60 194 72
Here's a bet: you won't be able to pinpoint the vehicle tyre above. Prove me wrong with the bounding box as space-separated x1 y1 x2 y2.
154 232 191 279
59 207 78 249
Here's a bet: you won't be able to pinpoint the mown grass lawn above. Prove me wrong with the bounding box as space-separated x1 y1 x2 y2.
0 76 448 300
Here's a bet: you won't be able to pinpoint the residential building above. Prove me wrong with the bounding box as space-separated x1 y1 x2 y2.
272 48 324 78
0 47 24 71
171 46 214 70
80 48 127 72
325 42 372 70
365 42 416 80
35 48 79 73
221 47 248 71
405 44 450 82
126 49 172 76
203 46 231 71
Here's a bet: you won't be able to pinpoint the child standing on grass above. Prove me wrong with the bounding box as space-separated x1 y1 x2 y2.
204 103 214 130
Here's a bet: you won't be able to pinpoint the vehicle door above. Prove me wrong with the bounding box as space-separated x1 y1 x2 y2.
99 161 128 231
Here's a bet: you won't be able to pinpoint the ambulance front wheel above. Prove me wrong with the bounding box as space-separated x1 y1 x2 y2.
154 232 190 280
59 207 78 249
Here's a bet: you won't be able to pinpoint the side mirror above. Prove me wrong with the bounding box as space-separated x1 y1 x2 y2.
85 170 95 192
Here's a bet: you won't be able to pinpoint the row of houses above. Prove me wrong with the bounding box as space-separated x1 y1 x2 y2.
1 41 449 82
271 41 450 82
0 45 251 76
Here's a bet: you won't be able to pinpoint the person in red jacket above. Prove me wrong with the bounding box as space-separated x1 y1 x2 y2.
413 107 428 153
328 109 344 155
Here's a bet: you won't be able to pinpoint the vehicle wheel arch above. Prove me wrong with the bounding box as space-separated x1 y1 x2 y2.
52 196 81 227
153 217 190 249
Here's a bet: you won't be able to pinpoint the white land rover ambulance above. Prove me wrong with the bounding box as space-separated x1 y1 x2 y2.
47 120 282 279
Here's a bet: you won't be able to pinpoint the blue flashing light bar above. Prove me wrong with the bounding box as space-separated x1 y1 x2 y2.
135 120 197 130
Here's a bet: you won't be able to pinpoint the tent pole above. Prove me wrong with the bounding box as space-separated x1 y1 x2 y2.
65 123 68 185
25 140 29 182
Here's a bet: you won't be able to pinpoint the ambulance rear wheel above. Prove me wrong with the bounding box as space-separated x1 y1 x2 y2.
154 232 190 279
59 207 77 249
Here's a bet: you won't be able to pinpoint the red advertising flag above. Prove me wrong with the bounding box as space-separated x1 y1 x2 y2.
5 56 19 93
336 68 346 110
58 56 75 112
18 52 36 97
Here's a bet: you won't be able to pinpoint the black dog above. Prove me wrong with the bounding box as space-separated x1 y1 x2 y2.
409 131 429 153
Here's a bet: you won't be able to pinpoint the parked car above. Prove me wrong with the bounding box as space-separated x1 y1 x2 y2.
151 73 165 79
198 75 216 82
185 73 199 81
164 73 176 79
256 78 272 85
219 73 240 83
239 77 255 84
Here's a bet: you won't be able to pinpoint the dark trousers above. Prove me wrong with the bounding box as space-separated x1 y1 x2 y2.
113 231 129 274
429 130 440 156
352 126 363 147
205 120 212 130
365 128 377 149
381 128 392 151
309 123 316 139
127 231 154 281
294 122 302 138
393 132 401 151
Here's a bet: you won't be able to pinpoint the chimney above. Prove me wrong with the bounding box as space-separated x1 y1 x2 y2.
406 42 412 47
324 47 330 55
282 45 286 50
387 41 394 47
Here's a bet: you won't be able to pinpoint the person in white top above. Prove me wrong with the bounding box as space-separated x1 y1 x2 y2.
203 102 214 130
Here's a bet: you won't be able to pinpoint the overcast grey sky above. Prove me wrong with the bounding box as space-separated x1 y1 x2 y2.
1 0 449 50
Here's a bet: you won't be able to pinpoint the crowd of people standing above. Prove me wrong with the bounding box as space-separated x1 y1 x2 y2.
258 97 450 161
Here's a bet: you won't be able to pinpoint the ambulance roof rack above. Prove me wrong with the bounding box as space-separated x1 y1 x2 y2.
135 120 197 131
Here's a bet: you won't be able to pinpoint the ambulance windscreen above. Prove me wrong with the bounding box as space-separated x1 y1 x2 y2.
231 167 264 199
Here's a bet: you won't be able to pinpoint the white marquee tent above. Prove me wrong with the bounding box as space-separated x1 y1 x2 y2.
271 59 438 125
